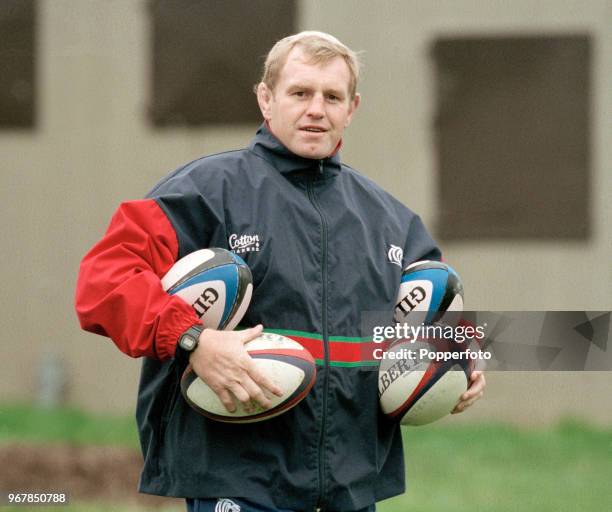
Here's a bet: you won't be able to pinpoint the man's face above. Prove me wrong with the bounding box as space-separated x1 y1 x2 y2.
257 48 360 160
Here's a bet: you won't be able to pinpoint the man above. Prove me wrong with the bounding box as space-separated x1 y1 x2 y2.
76 31 485 512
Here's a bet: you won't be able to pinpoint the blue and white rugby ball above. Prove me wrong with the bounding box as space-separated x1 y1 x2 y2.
394 260 464 326
161 248 253 331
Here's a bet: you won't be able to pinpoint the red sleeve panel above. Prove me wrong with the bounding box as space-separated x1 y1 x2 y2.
75 199 199 360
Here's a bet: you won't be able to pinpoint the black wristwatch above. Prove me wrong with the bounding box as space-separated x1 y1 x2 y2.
178 324 204 353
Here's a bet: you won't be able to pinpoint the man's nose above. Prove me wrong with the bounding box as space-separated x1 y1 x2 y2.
306 94 325 117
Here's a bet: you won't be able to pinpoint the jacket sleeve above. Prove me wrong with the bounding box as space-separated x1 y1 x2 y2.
403 214 442 265
75 199 200 360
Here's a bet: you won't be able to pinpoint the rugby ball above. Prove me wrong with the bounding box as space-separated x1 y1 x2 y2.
381 260 469 425
378 338 472 425
161 248 252 331
181 332 317 423
394 260 463 326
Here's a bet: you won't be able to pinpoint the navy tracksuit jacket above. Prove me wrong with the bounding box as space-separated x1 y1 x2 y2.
75 124 440 510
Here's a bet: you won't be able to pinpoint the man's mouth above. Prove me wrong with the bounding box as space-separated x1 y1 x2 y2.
300 126 327 133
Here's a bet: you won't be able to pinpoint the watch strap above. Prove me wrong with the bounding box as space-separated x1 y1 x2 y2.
177 323 204 356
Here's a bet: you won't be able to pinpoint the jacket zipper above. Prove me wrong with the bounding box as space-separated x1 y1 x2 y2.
307 160 330 510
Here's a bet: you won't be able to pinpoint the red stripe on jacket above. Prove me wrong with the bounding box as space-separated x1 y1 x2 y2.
75 199 199 360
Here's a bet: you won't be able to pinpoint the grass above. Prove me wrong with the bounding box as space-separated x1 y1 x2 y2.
0 505 180 512
1 404 611 511
0 403 139 448
380 420 612 512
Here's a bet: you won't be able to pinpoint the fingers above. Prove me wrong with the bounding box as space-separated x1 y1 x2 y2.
240 324 264 343
217 371 280 414
451 389 485 414
212 378 265 414
228 380 261 414
248 362 284 398
452 371 486 415
216 388 239 413
191 325 285 413
460 371 486 401
239 325 283 397
240 373 274 410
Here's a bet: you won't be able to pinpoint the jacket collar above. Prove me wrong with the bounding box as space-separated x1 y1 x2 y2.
249 123 342 177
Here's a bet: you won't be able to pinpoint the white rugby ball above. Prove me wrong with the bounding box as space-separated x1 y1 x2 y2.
162 248 252 331
379 339 472 426
181 332 317 423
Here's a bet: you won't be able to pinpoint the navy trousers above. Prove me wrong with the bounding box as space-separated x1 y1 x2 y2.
186 497 376 512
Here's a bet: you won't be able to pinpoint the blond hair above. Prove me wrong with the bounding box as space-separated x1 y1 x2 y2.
259 31 361 99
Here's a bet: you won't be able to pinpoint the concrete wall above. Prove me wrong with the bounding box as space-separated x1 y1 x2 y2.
1 0 610 423
303 0 612 311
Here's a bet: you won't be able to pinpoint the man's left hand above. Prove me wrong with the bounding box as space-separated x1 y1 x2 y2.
451 370 486 414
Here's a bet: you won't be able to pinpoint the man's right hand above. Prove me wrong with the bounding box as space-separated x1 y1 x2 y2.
189 324 284 413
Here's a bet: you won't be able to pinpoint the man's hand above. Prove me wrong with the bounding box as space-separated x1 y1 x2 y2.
188 324 284 413
451 370 486 414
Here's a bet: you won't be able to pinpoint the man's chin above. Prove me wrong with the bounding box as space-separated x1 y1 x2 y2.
292 144 331 160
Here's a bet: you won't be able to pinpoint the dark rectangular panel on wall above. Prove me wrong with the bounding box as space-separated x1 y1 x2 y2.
149 0 296 126
0 0 36 128
432 35 591 239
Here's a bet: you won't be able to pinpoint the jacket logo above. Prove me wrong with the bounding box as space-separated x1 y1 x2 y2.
387 244 403 267
215 499 241 512
229 233 261 254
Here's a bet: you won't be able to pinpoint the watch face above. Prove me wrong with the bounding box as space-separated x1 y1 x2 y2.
181 335 196 351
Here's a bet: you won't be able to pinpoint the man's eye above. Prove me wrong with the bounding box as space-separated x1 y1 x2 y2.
294 91 305 97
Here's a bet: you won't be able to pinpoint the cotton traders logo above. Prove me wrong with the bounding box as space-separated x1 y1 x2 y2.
387 244 403 266
229 233 261 254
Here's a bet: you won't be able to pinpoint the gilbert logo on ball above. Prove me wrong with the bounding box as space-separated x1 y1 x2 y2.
394 260 464 326
379 338 473 426
161 248 253 331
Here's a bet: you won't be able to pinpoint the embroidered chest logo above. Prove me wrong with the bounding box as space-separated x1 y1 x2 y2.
387 244 403 267
229 233 261 254
215 498 241 512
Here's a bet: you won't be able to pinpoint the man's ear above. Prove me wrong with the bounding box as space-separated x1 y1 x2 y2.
345 92 361 127
256 82 273 121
